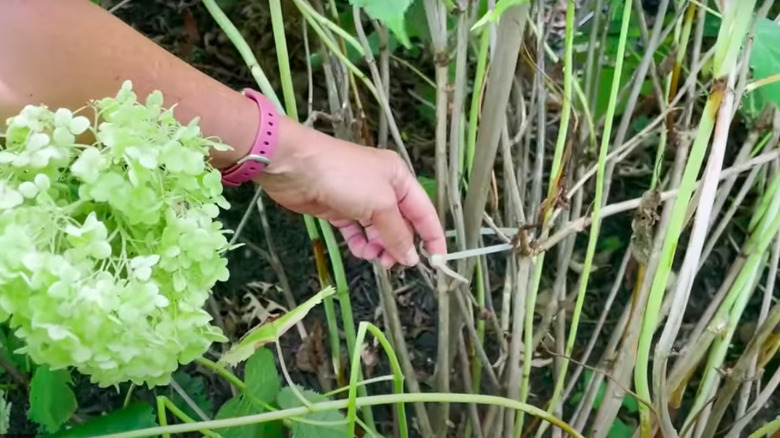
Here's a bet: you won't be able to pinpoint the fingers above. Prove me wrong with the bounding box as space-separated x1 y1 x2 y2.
333 219 384 262
395 174 447 256
380 252 396 269
334 220 370 259
371 205 419 266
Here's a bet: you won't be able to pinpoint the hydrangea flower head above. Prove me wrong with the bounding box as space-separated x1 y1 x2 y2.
0 81 233 387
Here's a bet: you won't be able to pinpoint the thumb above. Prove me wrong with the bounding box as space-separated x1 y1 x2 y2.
371 205 419 266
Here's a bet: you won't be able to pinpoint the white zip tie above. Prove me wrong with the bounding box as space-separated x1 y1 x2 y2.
427 242 515 284
444 227 519 238
429 254 469 283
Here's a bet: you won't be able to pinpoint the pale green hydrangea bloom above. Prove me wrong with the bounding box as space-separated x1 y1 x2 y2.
0 81 234 387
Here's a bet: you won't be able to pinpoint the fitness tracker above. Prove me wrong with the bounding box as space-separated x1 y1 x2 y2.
220 88 280 186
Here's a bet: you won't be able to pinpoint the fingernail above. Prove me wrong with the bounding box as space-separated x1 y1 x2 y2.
403 248 420 266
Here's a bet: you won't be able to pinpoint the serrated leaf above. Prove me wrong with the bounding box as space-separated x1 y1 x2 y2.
244 348 280 404
277 386 347 438
349 0 412 48
28 365 77 433
0 390 10 434
49 403 157 438
215 395 283 438
170 371 213 420
750 18 780 108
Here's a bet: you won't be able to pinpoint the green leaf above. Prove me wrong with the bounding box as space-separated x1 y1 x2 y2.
741 87 769 122
0 326 31 373
349 0 412 48
568 370 639 413
471 0 531 33
277 386 347 438
215 395 283 438
49 403 157 438
607 419 634 438
568 370 606 407
170 372 213 420
28 365 77 433
244 348 281 404
417 176 437 204
750 18 780 108
405 0 430 43
621 392 639 414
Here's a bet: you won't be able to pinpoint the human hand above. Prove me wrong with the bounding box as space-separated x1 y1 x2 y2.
254 115 446 268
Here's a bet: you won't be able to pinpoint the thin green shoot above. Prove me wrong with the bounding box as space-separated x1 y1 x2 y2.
156 396 170 438
157 396 223 438
534 0 632 436
746 415 780 438
90 392 584 438
322 375 397 398
347 322 408 438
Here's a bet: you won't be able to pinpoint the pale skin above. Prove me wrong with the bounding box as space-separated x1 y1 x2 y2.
0 0 447 268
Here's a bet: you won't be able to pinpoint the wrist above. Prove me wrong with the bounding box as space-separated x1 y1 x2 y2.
219 89 282 186
216 89 322 187
209 93 258 170
255 114 316 179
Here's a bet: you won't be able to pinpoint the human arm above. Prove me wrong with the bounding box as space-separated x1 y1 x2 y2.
0 0 446 267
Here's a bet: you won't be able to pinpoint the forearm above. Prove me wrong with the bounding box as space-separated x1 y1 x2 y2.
0 0 262 169
0 0 447 266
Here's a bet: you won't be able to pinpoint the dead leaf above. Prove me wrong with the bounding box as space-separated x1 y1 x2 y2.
360 342 378 378
295 321 332 392
239 288 286 326
631 188 662 264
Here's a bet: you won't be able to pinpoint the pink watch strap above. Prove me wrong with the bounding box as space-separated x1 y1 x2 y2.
221 89 280 186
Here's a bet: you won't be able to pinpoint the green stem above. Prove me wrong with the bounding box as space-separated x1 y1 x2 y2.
635 92 719 437
264 0 319 242
201 0 282 110
682 252 764 432
293 0 365 56
635 38 745 438
92 393 584 438
320 222 356 356
197 357 335 423
323 375 396 398
291 0 379 101
390 54 437 89
267 0 343 385
746 72 780 93
465 257 486 438
268 0 298 118
161 397 223 438
347 322 408 438
519 2 580 437
208 0 343 390
195 358 246 392
123 383 135 408
320 220 375 430
747 415 780 438
465 29 490 179
156 396 170 438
